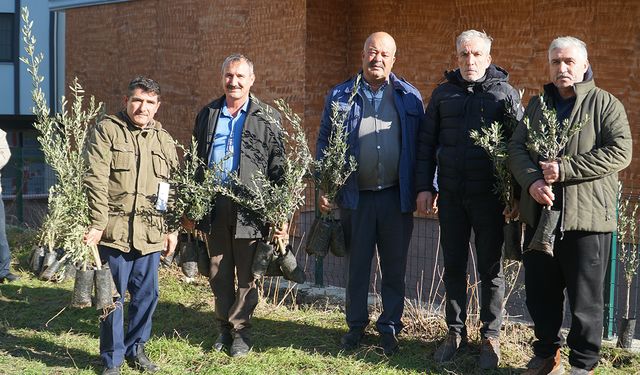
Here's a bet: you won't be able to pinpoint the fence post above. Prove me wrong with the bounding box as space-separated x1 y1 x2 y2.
15 144 24 223
603 194 618 340
313 185 324 287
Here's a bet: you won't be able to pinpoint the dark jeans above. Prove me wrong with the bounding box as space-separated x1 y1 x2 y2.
341 186 413 335
99 246 161 368
438 191 505 339
523 227 610 370
207 196 257 335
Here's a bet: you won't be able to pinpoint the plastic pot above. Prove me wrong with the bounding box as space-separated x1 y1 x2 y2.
71 268 95 308
503 221 523 261
277 245 306 284
265 255 284 277
179 237 198 279
39 257 63 281
527 208 560 256
40 250 57 274
29 246 45 274
329 219 347 257
617 318 636 349
94 266 117 310
251 241 274 279
196 240 211 278
305 217 331 256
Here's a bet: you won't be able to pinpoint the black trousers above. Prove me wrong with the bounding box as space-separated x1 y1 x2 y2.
341 186 413 335
523 227 610 370
438 191 505 339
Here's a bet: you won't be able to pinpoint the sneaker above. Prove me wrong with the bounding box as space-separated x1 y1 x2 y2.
479 337 501 369
523 348 564 375
340 329 364 351
126 344 159 373
230 332 252 357
568 367 594 375
0 273 19 283
433 332 467 363
379 332 399 356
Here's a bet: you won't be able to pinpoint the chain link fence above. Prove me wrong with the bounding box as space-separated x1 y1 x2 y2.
293 182 640 339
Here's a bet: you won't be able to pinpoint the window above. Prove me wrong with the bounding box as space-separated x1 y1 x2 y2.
0 13 14 62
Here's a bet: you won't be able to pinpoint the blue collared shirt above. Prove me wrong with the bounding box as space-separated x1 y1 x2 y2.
360 79 389 111
209 99 249 180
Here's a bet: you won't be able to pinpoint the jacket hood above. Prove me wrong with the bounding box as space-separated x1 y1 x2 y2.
444 64 510 88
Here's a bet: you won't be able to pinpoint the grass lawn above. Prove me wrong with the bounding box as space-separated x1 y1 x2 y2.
1 227 639 374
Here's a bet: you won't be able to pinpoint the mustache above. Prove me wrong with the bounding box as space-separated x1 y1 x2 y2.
556 74 572 80
226 84 243 90
368 61 384 69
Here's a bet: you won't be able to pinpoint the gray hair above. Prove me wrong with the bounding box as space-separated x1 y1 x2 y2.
456 29 492 54
548 36 588 61
221 54 254 75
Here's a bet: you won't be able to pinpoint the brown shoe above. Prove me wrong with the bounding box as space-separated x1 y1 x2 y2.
523 348 564 375
433 332 467 363
479 337 501 369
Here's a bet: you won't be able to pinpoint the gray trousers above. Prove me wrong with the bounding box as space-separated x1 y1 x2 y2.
207 197 257 335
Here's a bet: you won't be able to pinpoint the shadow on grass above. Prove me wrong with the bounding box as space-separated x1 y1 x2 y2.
1 278 523 374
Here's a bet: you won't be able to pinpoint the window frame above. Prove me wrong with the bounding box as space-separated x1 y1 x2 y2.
0 12 14 63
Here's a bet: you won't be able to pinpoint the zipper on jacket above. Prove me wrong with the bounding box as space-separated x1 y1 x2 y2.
559 182 565 240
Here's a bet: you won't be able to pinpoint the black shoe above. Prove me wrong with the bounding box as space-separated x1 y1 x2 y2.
214 331 233 352
0 273 19 283
379 332 399 355
230 332 251 357
340 329 364 351
102 366 120 375
433 332 467 363
479 337 501 369
126 344 159 373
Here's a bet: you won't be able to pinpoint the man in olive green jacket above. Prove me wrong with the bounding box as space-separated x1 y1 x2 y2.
508 37 632 375
84 77 178 375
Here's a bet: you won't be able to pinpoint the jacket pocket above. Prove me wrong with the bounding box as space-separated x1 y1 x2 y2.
103 214 126 243
112 143 134 171
146 215 165 244
151 150 169 178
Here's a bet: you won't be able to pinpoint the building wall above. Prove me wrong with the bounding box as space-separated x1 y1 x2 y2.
65 0 306 145
65 0 640 186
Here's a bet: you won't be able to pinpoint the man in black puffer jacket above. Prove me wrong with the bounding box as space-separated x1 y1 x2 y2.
415 29 523 369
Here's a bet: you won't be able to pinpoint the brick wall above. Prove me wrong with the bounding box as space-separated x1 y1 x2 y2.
66 0 640 186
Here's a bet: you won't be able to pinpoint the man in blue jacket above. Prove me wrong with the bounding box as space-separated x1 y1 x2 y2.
416 30 523 369
317 31 424 355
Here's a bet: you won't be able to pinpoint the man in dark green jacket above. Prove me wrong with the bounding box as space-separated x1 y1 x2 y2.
508 37 632 375
189 54 285 358
84 77 179 375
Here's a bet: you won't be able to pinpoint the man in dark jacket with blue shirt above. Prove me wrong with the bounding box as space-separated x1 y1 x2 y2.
317 31 424 355
189 54 286 358
415 30 523 369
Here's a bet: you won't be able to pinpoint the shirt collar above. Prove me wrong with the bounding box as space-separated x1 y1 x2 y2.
221 98 250 118
361 78 389 95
